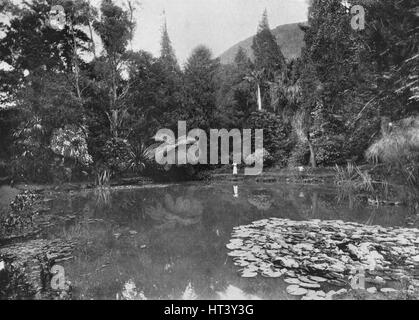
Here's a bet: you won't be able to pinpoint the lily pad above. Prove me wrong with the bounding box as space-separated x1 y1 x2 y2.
367 287 377 294
261 269 284 278
309 276 328 282
286 285 308 296
380 288 397 293
302 290 326 300
284 278 300 284
226 217 419 290
227 250 248 257
298 276 318 284
299 282 321 289
241 271 258 278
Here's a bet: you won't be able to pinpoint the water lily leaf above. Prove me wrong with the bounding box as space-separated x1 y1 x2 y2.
380 288 397 293
261 269 284 278
299 282 321 289
286 285 308 296
309 276 328 282
226 243 242 250
284 278 300 284
226 218 419 288
241 270 258 278
227 250 248 257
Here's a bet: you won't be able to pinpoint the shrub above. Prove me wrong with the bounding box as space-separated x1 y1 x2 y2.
313 135 345 166
287 141 310 168
127 142 158 174
50 125 93 166
366 116 419 187
11 116 54 182
101 138 133 174
246 111 291 166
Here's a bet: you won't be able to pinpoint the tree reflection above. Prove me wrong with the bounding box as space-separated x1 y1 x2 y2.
144 191 203 228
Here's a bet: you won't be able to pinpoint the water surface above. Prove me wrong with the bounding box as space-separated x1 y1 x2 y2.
45 181 413 300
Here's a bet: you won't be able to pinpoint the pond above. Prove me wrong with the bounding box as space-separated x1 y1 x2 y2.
42 181 416 300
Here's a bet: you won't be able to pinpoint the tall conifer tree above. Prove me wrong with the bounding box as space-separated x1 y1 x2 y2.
252 9 285 78
160 15 179 73
251 9 286 111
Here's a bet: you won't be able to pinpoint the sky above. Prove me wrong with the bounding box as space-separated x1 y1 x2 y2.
1 0 309 65
0 0 308 107
110 0 309 65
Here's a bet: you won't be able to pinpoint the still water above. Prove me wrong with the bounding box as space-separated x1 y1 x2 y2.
45 181 413 300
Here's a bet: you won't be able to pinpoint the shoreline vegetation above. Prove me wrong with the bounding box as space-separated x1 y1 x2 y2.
0 0 418 300
0 1 417 190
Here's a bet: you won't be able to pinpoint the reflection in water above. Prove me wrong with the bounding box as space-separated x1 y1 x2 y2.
217 285 261 300
48 181 416 300
182 282 198 300
144 190 203 228
247 189 274 211
163 193 203 217
233 186 238 198
365 209 378 225
0 186 20 208
94 187 111 208
311 192 318 216
118 279 147 300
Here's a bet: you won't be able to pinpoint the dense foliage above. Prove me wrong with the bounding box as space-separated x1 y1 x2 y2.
0 0 417 184
246 111 291 166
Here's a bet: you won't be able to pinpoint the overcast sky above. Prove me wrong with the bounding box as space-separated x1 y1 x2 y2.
2 0 309 65
113 0 309 65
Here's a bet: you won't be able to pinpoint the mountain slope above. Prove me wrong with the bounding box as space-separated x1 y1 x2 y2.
219 22 307 64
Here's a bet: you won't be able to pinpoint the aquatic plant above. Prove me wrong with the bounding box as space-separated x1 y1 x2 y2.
334 163 390 201
366 116 419 188
93 167 112 207
96 169 110 187
94 184 112 208
0 190 40 236
226 218 419 300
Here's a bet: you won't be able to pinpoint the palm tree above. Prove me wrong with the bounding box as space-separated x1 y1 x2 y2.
267 69 302 118
245 70 265 111
269 68 317 168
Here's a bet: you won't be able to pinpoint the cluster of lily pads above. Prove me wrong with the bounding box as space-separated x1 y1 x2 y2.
9 190 39 212
1 190 42 237
227 218 419 300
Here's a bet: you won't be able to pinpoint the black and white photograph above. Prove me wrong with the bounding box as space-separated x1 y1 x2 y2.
0 0 418 306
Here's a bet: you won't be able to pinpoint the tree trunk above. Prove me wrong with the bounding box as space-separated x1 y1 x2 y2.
308 139 317 168
257 84 262 111
87 5 97 58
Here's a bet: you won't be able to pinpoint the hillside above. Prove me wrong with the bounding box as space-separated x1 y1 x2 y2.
219 22 307 64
